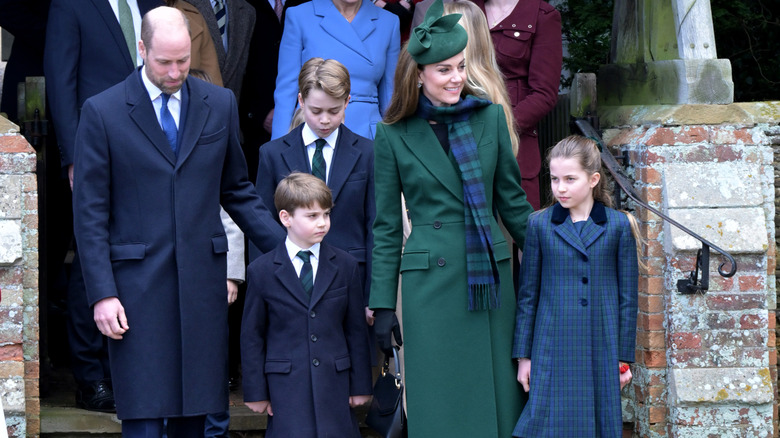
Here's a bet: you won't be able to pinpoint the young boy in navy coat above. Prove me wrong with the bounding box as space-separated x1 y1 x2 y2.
254 57 376 327
241 172 373 437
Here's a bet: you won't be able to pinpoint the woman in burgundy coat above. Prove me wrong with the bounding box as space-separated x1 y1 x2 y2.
471 0 562 210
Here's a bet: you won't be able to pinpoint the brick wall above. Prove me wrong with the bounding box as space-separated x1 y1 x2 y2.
602 103 778 438
0 116 39 437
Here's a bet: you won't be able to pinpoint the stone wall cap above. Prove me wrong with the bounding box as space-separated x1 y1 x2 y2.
600 101 780 127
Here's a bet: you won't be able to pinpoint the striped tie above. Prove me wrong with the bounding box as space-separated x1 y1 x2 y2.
213 0 227 37
312 139 326 182
297 250 313 300
118 0 137 65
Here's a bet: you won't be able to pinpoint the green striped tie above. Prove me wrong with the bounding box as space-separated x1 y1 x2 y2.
297 250 313 300
118 0 137 66
312 138 326 181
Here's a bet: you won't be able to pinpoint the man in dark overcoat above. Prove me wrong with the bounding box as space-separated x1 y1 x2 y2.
71 6 284 437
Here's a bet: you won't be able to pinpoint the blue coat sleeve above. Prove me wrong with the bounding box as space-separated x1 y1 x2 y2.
616 215 639 363
513 212 542 359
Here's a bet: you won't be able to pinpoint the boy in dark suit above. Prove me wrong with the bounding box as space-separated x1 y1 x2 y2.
241 172 372 437
254 57 376 326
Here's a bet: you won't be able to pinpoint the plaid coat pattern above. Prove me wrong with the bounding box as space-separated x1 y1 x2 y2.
513 202 638 438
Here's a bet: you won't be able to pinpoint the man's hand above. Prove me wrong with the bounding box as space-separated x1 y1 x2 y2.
517 358 531 392
227 280 238 305
68 164 74 191
349 395 371 407
246 400 273 415
93 297 129 340
365 307 375 326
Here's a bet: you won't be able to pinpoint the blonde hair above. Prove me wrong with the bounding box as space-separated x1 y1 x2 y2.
298 57 351 101
274 172 334 214
548 135 644 260
383 42 478 125
444 1 519 156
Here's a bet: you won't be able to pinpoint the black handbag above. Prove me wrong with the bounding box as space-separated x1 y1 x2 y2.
365 346 406 438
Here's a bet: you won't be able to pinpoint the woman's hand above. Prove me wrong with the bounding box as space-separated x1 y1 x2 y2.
517 358 531 392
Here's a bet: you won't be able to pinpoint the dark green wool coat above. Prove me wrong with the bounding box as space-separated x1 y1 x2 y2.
370 103 534 437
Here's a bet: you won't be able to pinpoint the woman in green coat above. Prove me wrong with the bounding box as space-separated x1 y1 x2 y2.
369 1 534 435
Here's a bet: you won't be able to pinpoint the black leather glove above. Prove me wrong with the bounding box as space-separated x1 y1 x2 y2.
373 309 403 355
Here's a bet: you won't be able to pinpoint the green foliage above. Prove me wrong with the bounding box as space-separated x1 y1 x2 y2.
557 0 780 101
557 0 613 88
710 0 780 101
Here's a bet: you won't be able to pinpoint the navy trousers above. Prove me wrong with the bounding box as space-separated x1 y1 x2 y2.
122 416 206 438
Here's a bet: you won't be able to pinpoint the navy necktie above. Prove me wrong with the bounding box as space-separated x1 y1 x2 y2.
160 93 178 155
297 250 313 300
312 138 326 182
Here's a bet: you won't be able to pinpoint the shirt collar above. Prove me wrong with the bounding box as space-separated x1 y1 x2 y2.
140 66 183 102
285 237 321 262
301 123 339 149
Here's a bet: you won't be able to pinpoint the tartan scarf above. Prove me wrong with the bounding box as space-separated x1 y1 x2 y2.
416 94 501 310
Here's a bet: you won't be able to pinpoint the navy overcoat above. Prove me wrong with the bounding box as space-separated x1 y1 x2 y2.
254 123 375 303
513 202 638 437
72 71 285 419
241 242 372 437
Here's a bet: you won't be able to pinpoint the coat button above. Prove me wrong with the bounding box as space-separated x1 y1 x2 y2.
581 277 588 284
310 311 316 318
513 31 520 37
312 359 320 366
437 257 446 267
310 334 318 342
580 298 588 306
433 221 442 229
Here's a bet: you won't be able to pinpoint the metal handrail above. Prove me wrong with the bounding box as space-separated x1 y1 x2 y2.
572 118 737 293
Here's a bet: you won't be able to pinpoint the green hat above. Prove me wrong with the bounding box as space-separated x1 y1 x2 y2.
407 0 467 65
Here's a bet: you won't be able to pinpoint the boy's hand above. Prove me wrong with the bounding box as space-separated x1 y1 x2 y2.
620 368 632 390
227 280 238 305
365 307 375 326
246 400 273 415
349 395 371 407
517 358 531 392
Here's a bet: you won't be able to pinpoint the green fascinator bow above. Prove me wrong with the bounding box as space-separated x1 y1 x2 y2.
407 0 467 65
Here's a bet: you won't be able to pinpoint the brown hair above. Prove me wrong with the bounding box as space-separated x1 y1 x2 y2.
274 172 334 214
444 1 519 156
547 135 644 260
382 42 478 125
298 57 351 102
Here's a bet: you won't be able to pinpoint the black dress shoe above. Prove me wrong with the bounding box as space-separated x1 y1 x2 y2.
76 380 116 413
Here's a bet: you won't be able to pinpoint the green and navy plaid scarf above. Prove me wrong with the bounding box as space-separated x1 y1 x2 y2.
416 94 501 310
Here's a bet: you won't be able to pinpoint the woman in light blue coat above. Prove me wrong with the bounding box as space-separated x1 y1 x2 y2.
272 0 400 139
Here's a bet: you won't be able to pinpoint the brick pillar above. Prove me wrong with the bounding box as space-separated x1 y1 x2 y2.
602 103 779 438
0 116 39 437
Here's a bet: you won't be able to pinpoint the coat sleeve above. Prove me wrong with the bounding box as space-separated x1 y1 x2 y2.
362 140 376 306
44 0 80 167
345 261 373 395
378 16 400 116
512 5 562 131
221 207 246 282
492 105 534 249
220 91 287 252
271 7 304 138
616 215 639 363
513 212 542 359
368 123 404 310
241 261 270 401
72 98 118 306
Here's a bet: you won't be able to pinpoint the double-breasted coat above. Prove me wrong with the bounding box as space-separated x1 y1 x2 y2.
513 202 638 437
271 0 400 139
241 242 373 437
254 124 375 303
370 104 535 437
472 0 562 209
72 72 285 419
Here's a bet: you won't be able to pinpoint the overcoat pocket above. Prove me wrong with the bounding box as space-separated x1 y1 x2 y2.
110 243 146 261
265 360 292 374
400 251 429 272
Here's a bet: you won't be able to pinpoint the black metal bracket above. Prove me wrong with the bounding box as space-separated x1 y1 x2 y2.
572 119 737 294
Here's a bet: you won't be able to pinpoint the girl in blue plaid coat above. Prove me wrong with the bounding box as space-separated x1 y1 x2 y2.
513 135 640 437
